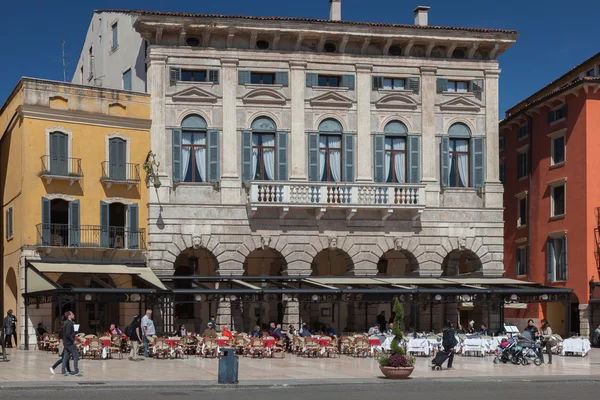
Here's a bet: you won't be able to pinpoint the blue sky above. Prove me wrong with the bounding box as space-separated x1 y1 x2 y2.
1 0 597 115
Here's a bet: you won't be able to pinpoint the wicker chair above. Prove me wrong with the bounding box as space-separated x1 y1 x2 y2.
340 336 354 355
303 337 321 358
354 337 370 358
250 338 266 358
87 337 102 360
271 338 286 358
153 338 171 359
203 338 218 358
323 337 339 358
234 336 250 356
108 335 123 359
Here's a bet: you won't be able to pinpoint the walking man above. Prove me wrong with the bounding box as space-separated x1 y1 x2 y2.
61 311 82 376
442 322 458 370
3 310 14 348
141 309 155 358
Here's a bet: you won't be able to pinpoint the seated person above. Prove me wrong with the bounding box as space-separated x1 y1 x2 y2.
300 323 312 337
252 325 261 338
202 323 218 339
478 324 488 336
268 322 279 338
108 324 123 335
175 324 187 337
325 324 335 337
37 323 47 338
222 325 233 339
368 325 381 336
384 323 394 335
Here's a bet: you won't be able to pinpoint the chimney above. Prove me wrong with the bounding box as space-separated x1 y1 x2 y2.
413 6 430 26
330 0 341 21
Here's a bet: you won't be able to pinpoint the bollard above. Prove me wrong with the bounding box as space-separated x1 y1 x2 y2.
218 347 239 384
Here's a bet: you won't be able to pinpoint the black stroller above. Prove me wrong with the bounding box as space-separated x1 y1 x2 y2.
513 331 543 366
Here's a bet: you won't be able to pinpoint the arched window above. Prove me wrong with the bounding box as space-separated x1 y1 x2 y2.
181 115 207 183
242 117 288 182
442 123 484 188
318 119 343 182
383 121 408 183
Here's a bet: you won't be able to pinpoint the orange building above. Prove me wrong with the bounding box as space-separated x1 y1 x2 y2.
500 53 600 336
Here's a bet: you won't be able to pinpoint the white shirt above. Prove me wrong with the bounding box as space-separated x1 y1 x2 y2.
141 315 156 336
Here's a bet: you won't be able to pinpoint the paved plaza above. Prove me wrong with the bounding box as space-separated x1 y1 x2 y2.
0 348 598 387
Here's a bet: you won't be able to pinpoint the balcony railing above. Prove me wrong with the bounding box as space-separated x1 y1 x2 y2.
36 224 146 250
247 181 425 218
40 155 83 185
101 162 141 189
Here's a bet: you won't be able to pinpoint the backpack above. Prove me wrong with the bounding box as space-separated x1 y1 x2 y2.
125 324 132 337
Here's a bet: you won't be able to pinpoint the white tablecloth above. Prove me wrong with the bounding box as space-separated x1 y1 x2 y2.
461 337 489 355
407 338 432 356
561 338 591 356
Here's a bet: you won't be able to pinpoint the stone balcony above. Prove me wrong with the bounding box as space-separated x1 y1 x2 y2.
246 181 426 219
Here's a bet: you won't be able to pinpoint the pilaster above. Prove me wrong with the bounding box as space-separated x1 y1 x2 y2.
289 61 307 181
356 64 373 182
420 66 440 207
484 69 500 184
147 54 169 204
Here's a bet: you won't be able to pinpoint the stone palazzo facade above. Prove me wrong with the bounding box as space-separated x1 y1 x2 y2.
132 7 518 332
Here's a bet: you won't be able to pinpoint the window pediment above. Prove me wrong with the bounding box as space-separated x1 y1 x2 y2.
171 86 218 103
309 91 353 108
439 96 481 112
242 89 287 105
375 93 418 110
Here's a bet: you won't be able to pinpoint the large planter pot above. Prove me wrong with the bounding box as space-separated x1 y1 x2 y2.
379 366 414 379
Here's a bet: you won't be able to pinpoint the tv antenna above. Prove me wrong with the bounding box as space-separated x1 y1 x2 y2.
61 39 67 82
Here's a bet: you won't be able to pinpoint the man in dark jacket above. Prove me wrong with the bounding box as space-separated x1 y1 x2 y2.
61 311 82 376
442 322 458 369
3 310 16 348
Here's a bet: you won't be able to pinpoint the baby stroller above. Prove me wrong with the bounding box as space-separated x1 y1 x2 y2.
512 331 542 366
493 337 516 364
431 349 453 371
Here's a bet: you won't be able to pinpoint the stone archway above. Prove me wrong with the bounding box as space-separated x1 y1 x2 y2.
377 249 419 276
311 248 353 277
442 249 483 277
172 247 218 333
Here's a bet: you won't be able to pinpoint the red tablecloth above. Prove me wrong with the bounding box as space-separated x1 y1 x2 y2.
165 339 179 348
216 339 229 347
368 338 381 347
317 338 332 347
263 339 276 348
82 339 111 347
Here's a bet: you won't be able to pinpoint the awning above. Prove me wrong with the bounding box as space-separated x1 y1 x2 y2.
504 303 528 309
26 261 167 295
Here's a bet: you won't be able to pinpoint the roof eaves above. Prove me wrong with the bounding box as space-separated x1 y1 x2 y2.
95 9 518 35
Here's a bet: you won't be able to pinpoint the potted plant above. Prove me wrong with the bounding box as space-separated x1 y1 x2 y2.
377 298 415 379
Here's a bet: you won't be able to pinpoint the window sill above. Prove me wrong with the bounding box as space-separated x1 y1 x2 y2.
550 161 565 170
174 182 216 187
109 46 119 54
175 81 215 87
377 89 415 95
516 275 528 279
311 86 350 92
442 91 476 96
549 214 566 221
6 236 13 242
243 83 284 89
518 176 528 182
441 186 481 193
549 117 566 126
518 135 529 141
517 224 527 230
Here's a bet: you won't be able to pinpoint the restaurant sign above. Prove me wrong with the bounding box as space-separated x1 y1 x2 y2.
26 295 54 305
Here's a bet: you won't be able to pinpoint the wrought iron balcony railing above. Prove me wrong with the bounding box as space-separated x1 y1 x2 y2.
40 155 83 185
36 224 146 250
100 162 141 189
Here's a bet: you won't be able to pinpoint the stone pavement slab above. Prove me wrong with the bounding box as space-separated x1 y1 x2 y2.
0 348 597 388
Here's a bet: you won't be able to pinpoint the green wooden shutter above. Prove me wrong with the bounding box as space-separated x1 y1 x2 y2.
308 133 320 181
207 130 220 182
172 129 182 182
277 131 288 181
306 73 318 88
128 204 139 250
547 239 555 282
4 209 7 239
470 79 484 93
372 76 383 90
42 198 51 245
241 131 253 182
408 77 420 94
562 236 568 281
343 134 354 182
373 135 385 182
408 135 421 184
436 78 448 93
516 248 522 275
100 201 109 248
109 138 126 181
8 208 12 239
441 137 450 187
69 200 80 247
275 71 289 87
169 67 181 84
341 74 355 90
238 70 251 85
547 110 554 124
562 104 568 118
471 137 485 188
208 69 220 84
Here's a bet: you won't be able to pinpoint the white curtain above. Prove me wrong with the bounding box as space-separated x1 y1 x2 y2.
384 139 392 182
263 135 275 180
329 136 341 182
182 133 192 181
456 140 469 187
394 139 406 183
252 135 259 180
194 133 206 182
319 137 327 181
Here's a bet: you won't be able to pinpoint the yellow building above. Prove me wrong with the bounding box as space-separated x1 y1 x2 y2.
0 78 163 348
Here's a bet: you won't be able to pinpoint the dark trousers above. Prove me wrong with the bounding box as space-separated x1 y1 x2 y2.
540 342 553 363
52 355 71 372
61 344 79 374
4 331 16 347
444 347 455 368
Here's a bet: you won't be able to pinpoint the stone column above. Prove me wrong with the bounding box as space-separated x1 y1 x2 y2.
216 297 231 330
484 69 503 209
420 67 440 207
356 64 373 182
289 61 307 181
579 304 591 337
283 297 300 328
220 58 242 203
